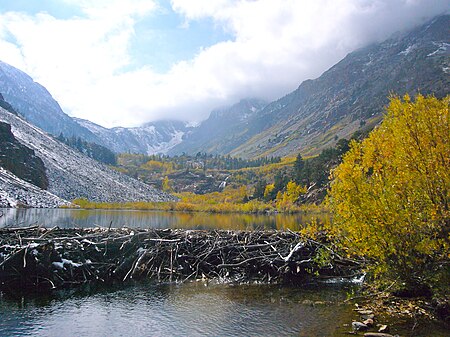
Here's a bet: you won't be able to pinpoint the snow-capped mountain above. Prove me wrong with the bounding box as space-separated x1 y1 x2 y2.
226 15 450 158
169 98 267 155
75 118 192 155
0 106 177 203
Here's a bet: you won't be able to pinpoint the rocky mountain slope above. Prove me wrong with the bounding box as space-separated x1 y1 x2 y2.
169 98 267 155
75 118 191 155
0 121 48 189
226 15 449 158
0 15 447 161
0 61 98 142
0 167 70 208
0 107 177 203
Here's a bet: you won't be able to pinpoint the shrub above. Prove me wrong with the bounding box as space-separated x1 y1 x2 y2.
328 95 449 290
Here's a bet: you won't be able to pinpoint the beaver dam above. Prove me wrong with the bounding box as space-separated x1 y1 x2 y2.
0 226 362 292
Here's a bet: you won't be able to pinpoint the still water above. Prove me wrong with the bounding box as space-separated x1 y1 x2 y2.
0 283 360 337
0 208 327 231
1 209 448 336
1 282 448 337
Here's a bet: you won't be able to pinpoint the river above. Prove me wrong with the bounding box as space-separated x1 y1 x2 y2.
0 208 448 336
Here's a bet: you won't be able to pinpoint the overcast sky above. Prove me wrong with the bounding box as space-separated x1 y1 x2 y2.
0 0 448 127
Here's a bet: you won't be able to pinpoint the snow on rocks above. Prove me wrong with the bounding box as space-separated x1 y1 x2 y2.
0 167 71 208
0 107 177 204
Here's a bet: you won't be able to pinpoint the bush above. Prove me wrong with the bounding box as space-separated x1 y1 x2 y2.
328 95 449 290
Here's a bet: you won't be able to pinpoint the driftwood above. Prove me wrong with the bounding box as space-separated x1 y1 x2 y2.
0 227 362 292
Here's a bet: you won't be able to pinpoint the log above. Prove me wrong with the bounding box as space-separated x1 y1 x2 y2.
0 227 363 292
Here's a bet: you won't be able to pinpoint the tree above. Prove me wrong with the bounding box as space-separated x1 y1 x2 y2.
294 153 304 172
263 183 275 200
253 179 267 199
162 176 173 192
328 95 449 289
276 181 307 211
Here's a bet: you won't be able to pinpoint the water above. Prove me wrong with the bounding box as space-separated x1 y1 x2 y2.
1 282 448 337
0 283 360 337
1 209 448 336
0 208 327 231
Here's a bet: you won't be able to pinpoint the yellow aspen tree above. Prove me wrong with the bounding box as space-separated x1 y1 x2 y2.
328 95 449 288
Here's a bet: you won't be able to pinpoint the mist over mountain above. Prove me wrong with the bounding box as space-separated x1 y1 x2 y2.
0 15 447 161
177 15 449 158
0 61 98 142
169 98 267 156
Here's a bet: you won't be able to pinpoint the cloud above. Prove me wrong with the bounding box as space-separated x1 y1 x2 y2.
0 0 448 127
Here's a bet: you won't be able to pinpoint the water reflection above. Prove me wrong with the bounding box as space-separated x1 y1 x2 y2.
0 208 329 231
0 282 358 337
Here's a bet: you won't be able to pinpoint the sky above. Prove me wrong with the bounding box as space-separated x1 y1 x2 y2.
0 0 448 128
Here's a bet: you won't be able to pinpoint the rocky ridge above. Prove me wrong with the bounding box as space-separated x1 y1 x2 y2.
0 121 48 189
75 118 191 155
0 61 98 142
0 107 177 203
0 167 70 208
228 15 450 158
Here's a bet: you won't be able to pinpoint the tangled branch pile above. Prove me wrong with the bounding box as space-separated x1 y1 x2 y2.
0 226 361 292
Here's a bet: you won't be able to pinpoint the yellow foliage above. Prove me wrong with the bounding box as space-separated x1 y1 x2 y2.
275 181 307 212
140 160 174 174
264 184 275 199
328 95 449 286
162 176 173 192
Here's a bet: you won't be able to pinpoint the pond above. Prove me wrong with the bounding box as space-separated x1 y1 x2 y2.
0 208 328 231
1 282 448 337
1 209 448 336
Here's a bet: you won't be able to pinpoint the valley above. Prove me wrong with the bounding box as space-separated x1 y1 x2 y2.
0 12 448 337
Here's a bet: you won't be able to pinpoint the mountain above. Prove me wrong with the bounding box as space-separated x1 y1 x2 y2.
226 15 449 158
169 98 267 155
0 167 70 208
0 61 98 142
75 118 191 155
0 106 177 203
0 121 48 189
1 15 447 160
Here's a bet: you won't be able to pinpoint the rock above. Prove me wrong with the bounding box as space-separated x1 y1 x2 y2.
364 333 395 337
352 321 368 331
0 108 177 204
378 325 389 333
363 318 374 327
356 309 373 315
362 314 375 320
0 121 49 189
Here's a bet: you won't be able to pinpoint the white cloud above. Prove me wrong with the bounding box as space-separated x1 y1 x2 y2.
0 0 448 127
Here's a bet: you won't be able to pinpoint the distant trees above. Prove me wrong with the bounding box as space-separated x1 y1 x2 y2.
328 95 449 289
122 153 281 172
57 134 117 165
162 176 173 192
249 137 352 205
293 140 349 189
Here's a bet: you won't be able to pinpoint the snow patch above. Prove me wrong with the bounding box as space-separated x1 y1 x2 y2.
427 42 449 57
398 44 415 56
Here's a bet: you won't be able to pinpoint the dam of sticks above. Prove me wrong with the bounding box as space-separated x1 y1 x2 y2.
0 226 362 292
